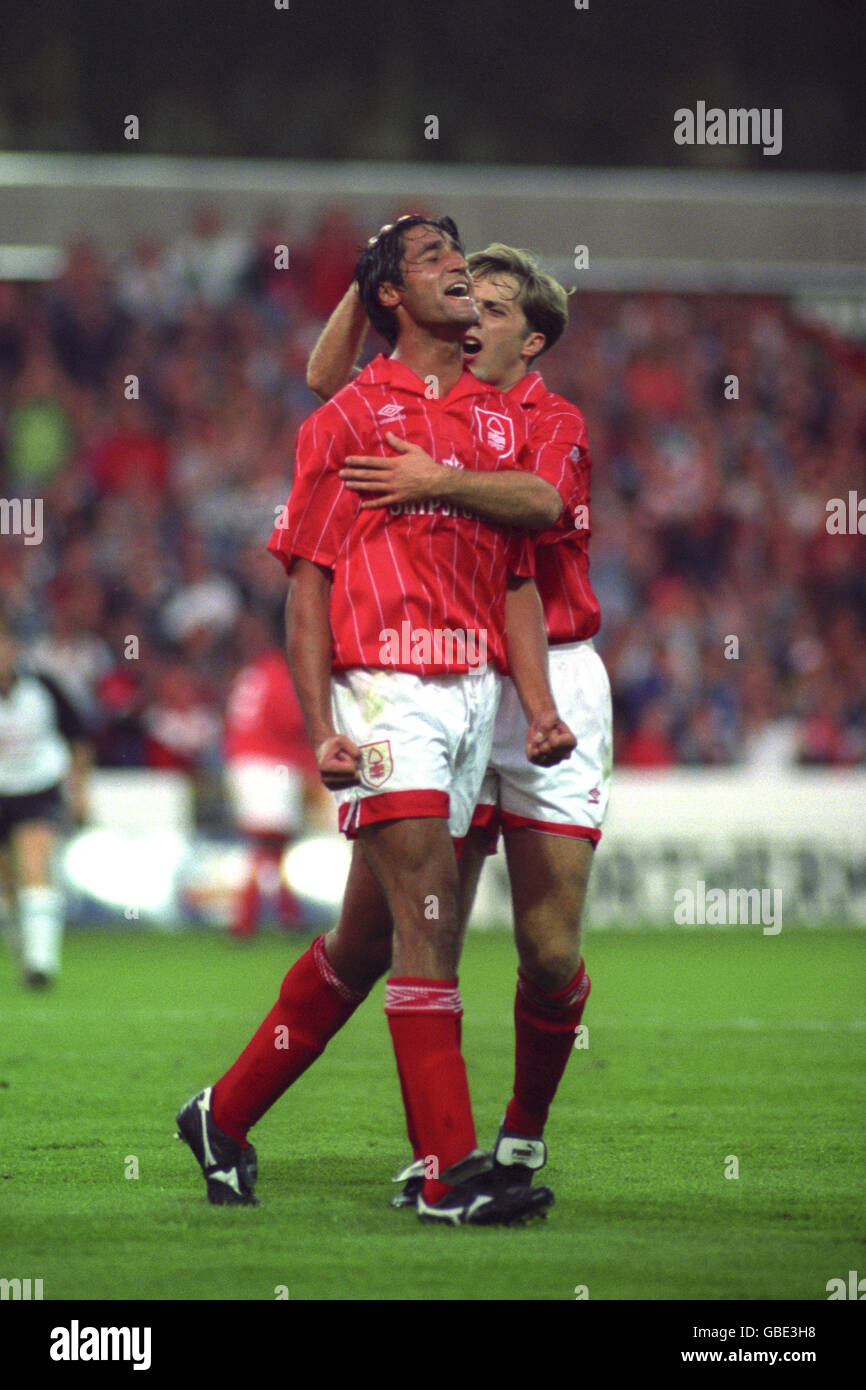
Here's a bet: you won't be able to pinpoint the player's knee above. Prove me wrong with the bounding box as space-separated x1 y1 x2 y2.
326 922 392 974
517 938 581 993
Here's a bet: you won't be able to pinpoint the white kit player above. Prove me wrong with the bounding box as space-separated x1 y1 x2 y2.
0 613 91 987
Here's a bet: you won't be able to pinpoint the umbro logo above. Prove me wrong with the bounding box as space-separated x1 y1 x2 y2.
588 787 601 804
377 404 406 421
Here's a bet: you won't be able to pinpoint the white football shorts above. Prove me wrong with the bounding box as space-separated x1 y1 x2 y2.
225 756 305 836
473 639 612 845
331 665 501 840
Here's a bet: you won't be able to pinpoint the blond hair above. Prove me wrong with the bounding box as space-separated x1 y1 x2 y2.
468 244 569 359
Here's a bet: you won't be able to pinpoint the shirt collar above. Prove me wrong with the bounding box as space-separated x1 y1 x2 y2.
361 353 490 404
507 371 546 407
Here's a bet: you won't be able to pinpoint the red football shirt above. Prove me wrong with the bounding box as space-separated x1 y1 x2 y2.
509 373 601 644
223 649 317 775
269 356 560 676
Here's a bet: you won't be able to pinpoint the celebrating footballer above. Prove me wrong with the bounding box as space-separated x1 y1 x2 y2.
177 213 611 1228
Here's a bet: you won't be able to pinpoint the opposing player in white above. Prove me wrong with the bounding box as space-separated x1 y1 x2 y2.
0 614 91 987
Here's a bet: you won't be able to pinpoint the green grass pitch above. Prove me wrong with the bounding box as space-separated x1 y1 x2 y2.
0 924 863 1301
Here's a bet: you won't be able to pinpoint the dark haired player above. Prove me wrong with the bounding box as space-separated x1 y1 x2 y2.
308 237 611 1204
0 616 91 987
177 216 577 1225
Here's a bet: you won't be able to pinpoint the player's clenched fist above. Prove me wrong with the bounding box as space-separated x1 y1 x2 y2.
315 734 362 788
526 710 577 767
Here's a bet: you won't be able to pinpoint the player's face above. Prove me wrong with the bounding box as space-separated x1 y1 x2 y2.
463 273 542 389
387 224 479 336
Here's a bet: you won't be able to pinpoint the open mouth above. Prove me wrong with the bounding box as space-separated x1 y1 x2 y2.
462 334 482 356
444 280 473 300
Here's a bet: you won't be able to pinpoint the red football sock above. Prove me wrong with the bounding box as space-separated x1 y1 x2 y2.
212 935 366 1143
385 979 477 1204
394 1011 462 1161
395 1054 422 1160
504 960 591 1139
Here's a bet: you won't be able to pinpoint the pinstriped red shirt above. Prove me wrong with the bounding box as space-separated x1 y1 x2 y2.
509 373 601 643
269 356 565 676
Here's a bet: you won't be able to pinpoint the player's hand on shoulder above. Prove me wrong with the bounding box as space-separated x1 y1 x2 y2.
525 710 577 767
315 734 362 788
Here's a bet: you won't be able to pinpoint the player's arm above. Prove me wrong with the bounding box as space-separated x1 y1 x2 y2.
284 559 360 788
36 671 92 823
306 282 368 402
505 575 576 767
340 433 563 530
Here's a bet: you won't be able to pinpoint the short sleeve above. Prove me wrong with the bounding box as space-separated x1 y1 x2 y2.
523 403 589 522
268 407 359 574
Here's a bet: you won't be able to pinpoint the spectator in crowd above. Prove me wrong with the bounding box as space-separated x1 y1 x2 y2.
141 663 221 774
167 206 252 311
28 579 113 721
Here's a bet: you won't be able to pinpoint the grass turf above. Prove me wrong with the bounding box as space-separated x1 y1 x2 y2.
0 924 863 1301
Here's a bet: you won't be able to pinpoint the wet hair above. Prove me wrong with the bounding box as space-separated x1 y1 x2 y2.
355 214 463 347
467 243 569 360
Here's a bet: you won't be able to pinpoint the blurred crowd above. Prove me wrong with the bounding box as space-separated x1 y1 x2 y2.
539 292 866 769
1 205 865 824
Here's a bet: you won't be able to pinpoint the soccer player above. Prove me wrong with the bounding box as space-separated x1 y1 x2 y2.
222 609 318 938
176 216 576 1225
0 613 91 987
308 240 611 1204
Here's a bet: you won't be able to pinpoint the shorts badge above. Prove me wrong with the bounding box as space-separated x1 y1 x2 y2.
360 740 393 787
